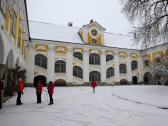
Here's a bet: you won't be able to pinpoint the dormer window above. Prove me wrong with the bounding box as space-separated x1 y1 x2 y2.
92 39 97 44
91 29 98 36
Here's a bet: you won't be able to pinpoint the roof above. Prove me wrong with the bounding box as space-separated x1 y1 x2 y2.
29 21 140 50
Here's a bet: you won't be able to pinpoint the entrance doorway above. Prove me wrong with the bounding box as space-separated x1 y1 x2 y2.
34 75 47 87
132 76 138 84
143 72 152 84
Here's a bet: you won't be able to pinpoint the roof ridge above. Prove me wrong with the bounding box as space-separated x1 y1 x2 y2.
105 32 130 37
29 20 80 29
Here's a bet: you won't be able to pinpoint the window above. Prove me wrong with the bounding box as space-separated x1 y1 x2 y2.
89 71 101 82
0 0 6 14
73 52 83 60
131 60 138 70
119 64 127 74
89 53 100 65
144 60 149 66
35 54 47 69
106 54 114 62
106 67 114 78
92 39 97 44
73 66 83 79
91 29 98 36
55 60 66 73
12 12 17 37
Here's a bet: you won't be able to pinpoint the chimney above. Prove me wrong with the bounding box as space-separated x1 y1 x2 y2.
68 22 73 27
90 19 93 23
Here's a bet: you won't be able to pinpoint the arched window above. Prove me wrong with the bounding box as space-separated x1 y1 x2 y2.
89 53 100 65
55 60 66 73
119 64 127 74
106 54 114 62
131 60 138 70
35 54 47 69
89 71 101 82
106 67 114 78
73 66 83 79
73 52 83 60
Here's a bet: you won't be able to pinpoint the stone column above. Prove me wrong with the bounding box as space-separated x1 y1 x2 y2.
47 46 55 82
83 48 89 84
25 44 35 85
138 54 143 83
127 53 132 82
114 51 120 83
101 49 106 84
66 47 73 84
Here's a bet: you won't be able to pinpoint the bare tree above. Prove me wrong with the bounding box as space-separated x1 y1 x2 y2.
121 0 168 49
150 58 168 85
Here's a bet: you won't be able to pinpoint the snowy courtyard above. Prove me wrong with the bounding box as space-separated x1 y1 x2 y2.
0 85 168 126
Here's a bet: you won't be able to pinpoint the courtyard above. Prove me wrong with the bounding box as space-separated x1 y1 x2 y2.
0 85 168 126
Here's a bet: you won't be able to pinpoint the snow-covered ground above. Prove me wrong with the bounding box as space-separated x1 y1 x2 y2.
0 85 168 126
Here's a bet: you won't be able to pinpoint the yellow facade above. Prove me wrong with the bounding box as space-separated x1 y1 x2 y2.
97 34 102 45
88 32 92 44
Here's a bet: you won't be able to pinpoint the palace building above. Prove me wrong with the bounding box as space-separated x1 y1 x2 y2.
0 0 168 95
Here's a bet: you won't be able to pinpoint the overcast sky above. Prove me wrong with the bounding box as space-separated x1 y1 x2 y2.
26 0 133 34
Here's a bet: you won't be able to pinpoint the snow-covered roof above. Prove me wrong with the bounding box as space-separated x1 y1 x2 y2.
29 21 139 50
29 21 83 44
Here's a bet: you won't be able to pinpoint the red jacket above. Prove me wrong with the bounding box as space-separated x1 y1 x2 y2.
18 80 24 92
36 82 43 94
91 81 97 88
47 83 54 95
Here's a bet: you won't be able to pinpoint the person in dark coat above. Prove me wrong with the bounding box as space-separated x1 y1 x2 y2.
16 78 24 105
0 79 4 109
36 80 43 103
91 80 97 93
47 81 55 105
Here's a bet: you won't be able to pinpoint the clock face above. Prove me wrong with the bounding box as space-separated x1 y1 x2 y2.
91 29 98 36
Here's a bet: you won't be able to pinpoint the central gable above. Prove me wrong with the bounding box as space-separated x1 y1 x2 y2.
78 20 106 46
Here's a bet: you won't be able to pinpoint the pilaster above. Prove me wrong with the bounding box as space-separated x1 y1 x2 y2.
127 53 132 82
47 45 55 82
66 47 73 83
83 48 89 83
114 51 120 82
101 49 106 83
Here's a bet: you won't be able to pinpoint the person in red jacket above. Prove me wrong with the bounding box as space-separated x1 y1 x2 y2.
16 78 24 105
0 78 4 109
36 80 43 103
47 81 55 105
91 80 97 93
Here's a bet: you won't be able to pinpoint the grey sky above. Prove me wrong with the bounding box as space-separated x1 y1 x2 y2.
26 0 132 34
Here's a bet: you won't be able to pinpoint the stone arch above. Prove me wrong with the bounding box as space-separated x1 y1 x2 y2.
143 72 152 84
132 76 138 84
0 34 4 64
34 75 47 87
6 49 14 68
54 79 66 86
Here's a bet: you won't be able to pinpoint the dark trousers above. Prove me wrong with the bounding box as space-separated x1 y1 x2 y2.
36 93 42 103
16 91 22 105
49 94 53 104
0 92 2 109
93 88 95 93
